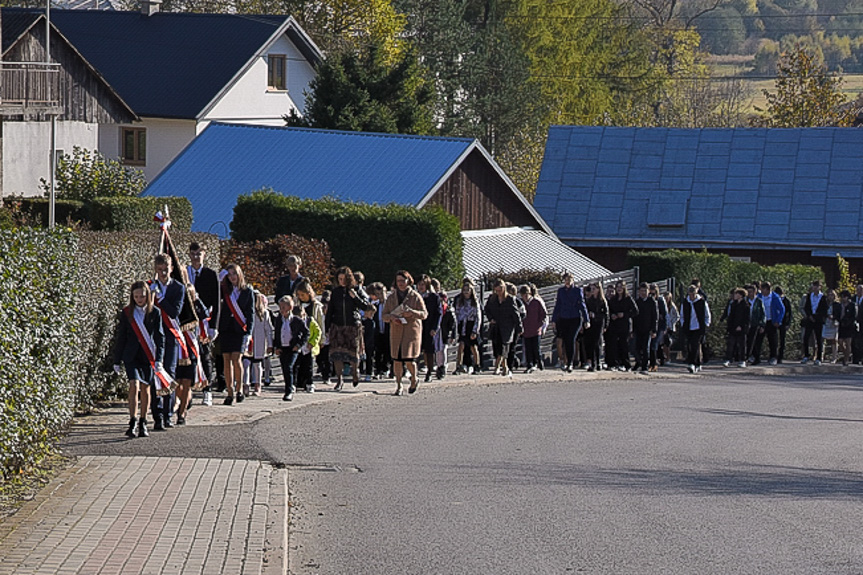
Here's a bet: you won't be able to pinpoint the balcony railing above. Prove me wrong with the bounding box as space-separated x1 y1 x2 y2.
0 62 61 113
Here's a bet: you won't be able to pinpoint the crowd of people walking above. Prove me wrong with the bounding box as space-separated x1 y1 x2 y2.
113 245 861 438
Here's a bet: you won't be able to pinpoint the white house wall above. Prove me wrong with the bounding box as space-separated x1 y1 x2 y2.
99 117 197 183
2 120 97 197
203 33 316 126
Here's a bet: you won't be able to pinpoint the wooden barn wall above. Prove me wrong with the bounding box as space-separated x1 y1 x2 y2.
426 150 540 231
5 26 134 124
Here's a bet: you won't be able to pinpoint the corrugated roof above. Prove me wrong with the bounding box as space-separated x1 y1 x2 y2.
461 227 610 281
43 9 316 119
534 126 863 252
143 123 477 235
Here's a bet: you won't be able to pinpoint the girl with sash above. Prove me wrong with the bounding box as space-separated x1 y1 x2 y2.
174 284 210 424
218 263 255 405
113 281 166 438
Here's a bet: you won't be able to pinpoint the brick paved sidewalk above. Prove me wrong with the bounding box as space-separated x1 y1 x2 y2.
0 457 287 575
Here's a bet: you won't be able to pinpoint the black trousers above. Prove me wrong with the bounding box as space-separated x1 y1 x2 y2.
582 326 603 367
606 329 630 368
853 332 863 364
747 326 761 361
523 335 541 369
725 331 746 362
684 329 704 366
803 321 824 360
373 331 391 375
755 321 779 360
316 345 331 380
777 325 787 362
634 331 652 370
296 352 314 390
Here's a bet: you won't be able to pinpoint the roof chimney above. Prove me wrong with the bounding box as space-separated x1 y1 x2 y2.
141 0 161 16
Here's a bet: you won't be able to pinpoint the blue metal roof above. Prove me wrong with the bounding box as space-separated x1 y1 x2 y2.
534 126 863 252
45 9 315 119
143 123 476 235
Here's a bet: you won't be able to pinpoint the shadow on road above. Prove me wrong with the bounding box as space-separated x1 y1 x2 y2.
695 407 863 424
442 461 863 499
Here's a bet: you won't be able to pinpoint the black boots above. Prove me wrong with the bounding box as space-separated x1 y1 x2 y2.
126 418 138 438
138 418 149 437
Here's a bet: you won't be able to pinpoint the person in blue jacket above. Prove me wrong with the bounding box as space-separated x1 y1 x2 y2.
755 281 786 366
550 272 590 373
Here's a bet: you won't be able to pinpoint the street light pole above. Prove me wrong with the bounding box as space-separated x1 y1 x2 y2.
46 0 56 229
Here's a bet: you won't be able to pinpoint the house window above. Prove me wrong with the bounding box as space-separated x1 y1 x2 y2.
122 127 146 165
268 54 286 90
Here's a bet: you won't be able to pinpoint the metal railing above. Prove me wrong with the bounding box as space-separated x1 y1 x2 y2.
0 62 61 109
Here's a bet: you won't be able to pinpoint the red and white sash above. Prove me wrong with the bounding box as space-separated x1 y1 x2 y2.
224 286 253 354
183 330 208 388
151 280 191 365
126 306 176 396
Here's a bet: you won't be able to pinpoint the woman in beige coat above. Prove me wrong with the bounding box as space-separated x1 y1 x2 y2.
382 270 428 395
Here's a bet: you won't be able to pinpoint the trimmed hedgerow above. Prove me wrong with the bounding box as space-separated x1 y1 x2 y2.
2 197 87 227
230 190 464 288
220 234 333 296
73 231 220 408
630 249 824 361
0 228 78 479
88 196 193 232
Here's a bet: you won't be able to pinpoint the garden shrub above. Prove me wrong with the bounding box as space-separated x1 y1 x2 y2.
477 267 565 289
230 191 464 288
220 234 333 295
88 196 193 232
2 197 87 227
630 250 824 360
0 228 78 479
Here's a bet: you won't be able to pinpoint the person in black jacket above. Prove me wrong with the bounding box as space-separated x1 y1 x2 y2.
838 290 858 365
633 283 658 372
417 275 442 382
274 296 310 401
802 280 830 364
113 281 164 438
485 278 523 376
583 282 608 372
607 281 639 371
681 285 711 373
325 266 372 390
187 242 220 405
722 289 749 367
648 283 668 371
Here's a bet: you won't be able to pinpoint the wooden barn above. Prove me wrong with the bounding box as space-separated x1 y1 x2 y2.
0 9 136 196
143 122 550 237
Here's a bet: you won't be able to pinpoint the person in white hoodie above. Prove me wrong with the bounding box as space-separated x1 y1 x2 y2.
680 285 711 373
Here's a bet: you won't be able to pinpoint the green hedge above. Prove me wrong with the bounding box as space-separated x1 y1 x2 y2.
88 196 192 232
630 250 824 361
2 197 87 227
231 191 464 288
0 228 78 478
74 231 220 407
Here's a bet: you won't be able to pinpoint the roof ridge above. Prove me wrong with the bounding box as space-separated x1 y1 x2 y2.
208 122 476 145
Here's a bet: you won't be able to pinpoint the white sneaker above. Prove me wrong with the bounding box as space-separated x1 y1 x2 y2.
722 360 731 367
202 391 213 406
695 365 702 373
687 364 696 373
814 359 822 366
769 358 778 366
738 361 747 368
308 385 315 393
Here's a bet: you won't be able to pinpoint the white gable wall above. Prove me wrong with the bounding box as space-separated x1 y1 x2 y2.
2 120 98 197
203 33 316 126
98 117 196 183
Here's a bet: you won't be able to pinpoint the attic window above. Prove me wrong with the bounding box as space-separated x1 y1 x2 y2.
647 195 687 227
268 55 286 91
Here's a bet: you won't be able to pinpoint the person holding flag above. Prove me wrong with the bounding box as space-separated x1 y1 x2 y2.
148 253 186 430
113 281 168 438
218 263 255 405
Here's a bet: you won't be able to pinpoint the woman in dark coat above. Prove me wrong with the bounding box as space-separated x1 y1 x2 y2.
218 263 255 405
606 280 639 371
418 275 442 382
838 289 858 365
325 266 372 391
113 280 164 438
583 282 608 372
484 278 523 376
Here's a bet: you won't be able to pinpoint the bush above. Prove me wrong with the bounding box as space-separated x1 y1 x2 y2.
0 228 78 479
220 234 334 295
629 250 824 360
2 197 87 227
88 196 193 232
73 231 220 408
230 191 464 288
41 146 146 202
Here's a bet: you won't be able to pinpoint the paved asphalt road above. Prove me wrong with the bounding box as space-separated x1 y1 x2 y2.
66 372 863 574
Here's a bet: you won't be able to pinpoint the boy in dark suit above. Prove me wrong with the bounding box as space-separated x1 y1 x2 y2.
274 296 310 402
188 242 220 405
